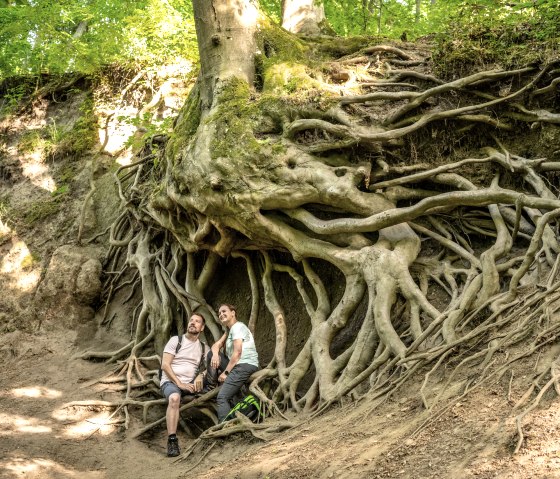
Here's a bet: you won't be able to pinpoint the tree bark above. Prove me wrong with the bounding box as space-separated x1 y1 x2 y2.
192 0 259 111
281 0 326 34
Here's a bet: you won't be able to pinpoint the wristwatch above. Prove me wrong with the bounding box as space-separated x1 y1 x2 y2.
224 370 229 376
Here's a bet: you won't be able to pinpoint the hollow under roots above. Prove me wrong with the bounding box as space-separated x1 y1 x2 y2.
78 40 560 448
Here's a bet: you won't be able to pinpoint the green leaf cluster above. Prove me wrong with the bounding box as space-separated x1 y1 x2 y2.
432 0 560 76
323 0 559 44
0 0 198 81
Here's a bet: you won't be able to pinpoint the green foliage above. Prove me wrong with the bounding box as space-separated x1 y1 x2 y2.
0 0 198 81
51 184 69 197
118 112 174 151
18 129 44 153
323 0 419 38
2 0 558 84
322 0 560 43
17 94 97 160
435 0 560 41
0 83 28 117
259 0 281 23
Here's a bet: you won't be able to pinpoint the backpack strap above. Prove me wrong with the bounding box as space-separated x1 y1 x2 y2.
195 342 207 376
158 335 183 381
175 335 183 354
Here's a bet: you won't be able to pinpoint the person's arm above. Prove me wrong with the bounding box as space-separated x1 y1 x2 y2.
218 338 242 383
210 332 227 369
162 352 195 392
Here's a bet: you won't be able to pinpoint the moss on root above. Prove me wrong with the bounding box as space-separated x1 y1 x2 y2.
169 80 202 163
209 78 266 163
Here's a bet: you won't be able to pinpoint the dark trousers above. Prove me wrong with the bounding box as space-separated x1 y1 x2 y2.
206 351 258 422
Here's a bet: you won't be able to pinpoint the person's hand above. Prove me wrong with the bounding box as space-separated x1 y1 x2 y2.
218 372 227 383
211 351 220 369
186 384 196 393
194 374 204 392
177 381 193 392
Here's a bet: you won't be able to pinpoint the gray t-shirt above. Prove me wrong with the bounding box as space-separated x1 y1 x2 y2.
226 322 259 367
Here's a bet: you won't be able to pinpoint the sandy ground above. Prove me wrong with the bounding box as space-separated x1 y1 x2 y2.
2 327 560 479
0 330 182 479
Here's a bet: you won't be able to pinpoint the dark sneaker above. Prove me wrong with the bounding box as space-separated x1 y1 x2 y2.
167 437 180 457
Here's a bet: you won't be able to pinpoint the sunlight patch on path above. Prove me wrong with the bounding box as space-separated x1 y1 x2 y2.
3 143 57 193
0 456 104 479
0 219 10 238
20 151 57 192
62 411 119 438
1 240 31 274
0 413 52 435
0 238 41 294
9 386 62 399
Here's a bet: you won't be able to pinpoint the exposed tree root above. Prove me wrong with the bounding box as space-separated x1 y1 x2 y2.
80 27 560 445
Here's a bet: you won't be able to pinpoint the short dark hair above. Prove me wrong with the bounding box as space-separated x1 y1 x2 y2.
190 312 205 324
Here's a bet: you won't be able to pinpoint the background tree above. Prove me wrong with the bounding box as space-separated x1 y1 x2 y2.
281 0 327 34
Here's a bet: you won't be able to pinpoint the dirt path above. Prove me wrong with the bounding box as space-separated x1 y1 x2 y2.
0 330 184 479
2 328 560 479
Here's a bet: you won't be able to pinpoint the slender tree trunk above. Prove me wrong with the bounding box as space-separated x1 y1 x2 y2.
281 0 326 34
73 21 88 39
377 0 382 34
361 0 376 33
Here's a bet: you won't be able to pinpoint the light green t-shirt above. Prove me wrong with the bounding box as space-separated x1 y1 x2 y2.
226 321 259 367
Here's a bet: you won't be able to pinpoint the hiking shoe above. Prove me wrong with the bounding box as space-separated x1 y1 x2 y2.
167 437 180 457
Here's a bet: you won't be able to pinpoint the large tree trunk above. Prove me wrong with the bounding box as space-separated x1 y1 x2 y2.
192 0 259 110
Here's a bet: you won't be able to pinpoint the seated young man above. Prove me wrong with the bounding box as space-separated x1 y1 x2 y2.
160 313 207 457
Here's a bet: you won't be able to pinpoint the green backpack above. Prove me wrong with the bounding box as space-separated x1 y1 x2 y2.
223 394 263 423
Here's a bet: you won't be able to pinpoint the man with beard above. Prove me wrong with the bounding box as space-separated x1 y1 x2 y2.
160 313 207 457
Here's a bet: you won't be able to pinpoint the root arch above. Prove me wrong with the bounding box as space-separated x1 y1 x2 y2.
81 25 560 448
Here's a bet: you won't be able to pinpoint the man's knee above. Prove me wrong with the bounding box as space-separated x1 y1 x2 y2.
168 392 181 408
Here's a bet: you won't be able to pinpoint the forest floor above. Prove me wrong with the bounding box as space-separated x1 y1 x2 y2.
2 325 560 479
